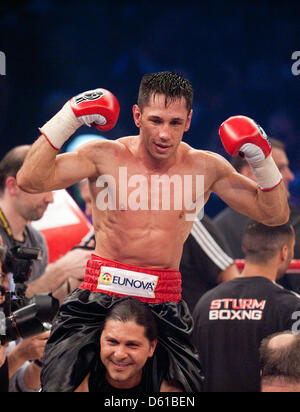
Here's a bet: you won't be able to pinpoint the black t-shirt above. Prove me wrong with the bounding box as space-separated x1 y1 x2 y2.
88 358 153 392
192 277 300 392
180 215 234 312
213 203 300 294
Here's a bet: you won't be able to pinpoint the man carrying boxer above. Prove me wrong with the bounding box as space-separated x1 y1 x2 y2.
17 71 289 392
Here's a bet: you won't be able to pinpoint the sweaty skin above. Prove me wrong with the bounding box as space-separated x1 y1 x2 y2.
17 94 289 270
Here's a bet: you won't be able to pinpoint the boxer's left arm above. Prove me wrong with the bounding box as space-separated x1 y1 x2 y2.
207 153 289 226
214 115 289 225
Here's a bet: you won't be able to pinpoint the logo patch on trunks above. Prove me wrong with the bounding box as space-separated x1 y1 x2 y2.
97 266 158 299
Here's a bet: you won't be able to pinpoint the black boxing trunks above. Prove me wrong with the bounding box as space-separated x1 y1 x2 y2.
41 256 204 392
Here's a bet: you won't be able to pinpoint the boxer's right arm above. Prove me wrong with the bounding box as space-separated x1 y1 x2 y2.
17 88 120 193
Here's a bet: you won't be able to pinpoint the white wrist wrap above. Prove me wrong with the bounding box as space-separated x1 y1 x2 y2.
39 102 81 150
248 154 282 191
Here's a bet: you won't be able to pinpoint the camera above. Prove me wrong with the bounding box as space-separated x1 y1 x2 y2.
0 246 59 345
3 246 41 299
0 293 58 344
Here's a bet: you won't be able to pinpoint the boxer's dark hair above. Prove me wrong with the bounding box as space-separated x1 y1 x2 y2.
0 145 31 193
242 221 294 263
138 71 193 113
104 298 158 342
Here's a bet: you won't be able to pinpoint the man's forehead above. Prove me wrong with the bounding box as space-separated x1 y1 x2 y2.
143 93 189 116
103 319 147 341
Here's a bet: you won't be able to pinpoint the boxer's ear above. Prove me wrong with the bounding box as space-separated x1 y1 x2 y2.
132 104 141 128
184 109 193 132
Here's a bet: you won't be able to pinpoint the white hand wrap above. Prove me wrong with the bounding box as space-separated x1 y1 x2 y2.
247 154 283 191
39 102 82 150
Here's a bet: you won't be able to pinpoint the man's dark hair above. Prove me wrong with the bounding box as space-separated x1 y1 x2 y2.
241 221 294 264
260 331 300 385
104 298 158 342
137 71 193 113
231 137 286 173
0 145 30 194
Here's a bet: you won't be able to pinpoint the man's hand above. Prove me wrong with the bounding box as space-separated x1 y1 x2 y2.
56 248 93 282
40 88 120 150
26 248 92 299
11 331 50 363
7 331 50 378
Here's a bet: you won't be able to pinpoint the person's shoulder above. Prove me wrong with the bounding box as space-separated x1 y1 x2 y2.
184 147 233 172
195 278 234 305
77 136 132 158
26 224 47 243
192 281 228 318
269 283 300 320
271 282 300 300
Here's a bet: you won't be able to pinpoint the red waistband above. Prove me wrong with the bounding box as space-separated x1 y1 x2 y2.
80 254 182 303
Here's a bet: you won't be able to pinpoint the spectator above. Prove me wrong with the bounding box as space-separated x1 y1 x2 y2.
0 145 92 301
0 145 91 389
260 331 300 392
192 221 300 392
0 233 50 392
74 297 180 392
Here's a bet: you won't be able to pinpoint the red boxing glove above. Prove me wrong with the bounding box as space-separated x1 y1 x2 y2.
219 115 271 162
40 88 120 150
70 88 120 132
218 115 282 191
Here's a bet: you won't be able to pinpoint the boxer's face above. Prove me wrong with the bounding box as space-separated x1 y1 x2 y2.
100 319 157 389
133 93 192 161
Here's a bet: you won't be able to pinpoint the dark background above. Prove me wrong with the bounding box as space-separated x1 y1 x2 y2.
1 0 300 216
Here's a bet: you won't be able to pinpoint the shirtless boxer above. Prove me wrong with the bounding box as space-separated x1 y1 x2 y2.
17 72 289 392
